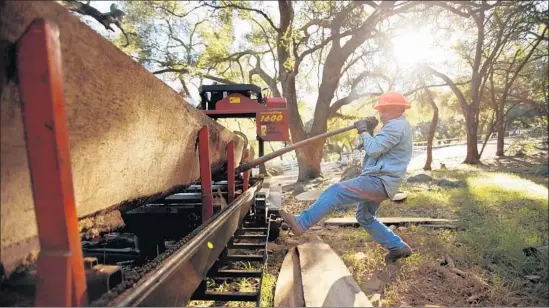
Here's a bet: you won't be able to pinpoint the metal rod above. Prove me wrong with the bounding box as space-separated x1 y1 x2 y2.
227 141 235 203
198 126 213 223
242 149 251 191
235 124 356 174
16 18 88 306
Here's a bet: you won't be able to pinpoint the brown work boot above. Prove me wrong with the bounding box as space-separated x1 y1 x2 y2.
385 244 413 263
279 210 304 236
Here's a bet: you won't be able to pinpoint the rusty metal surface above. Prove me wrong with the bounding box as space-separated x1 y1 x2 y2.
16 18 87 306
101 183 260 307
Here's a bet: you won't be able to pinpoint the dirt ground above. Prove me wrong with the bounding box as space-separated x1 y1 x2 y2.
187 145 548 307
261 149 549 307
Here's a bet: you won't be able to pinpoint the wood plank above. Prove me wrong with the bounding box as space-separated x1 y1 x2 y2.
324 217 457 227
0 1 244 276
296 190 409 202
274 247 305 307
295 190 323 201
297 240 372 307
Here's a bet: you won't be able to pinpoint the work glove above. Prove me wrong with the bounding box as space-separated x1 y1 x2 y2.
354 116 379 134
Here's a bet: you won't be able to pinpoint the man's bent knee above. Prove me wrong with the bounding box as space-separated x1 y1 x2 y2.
356 212 376 227
326 183 343 193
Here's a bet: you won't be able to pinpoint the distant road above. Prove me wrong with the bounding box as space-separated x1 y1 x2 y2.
278 138 515 176
406 139 505 170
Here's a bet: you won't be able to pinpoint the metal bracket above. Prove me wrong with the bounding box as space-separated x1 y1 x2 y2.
16 18 88 306
198 126 213 223
227 141 235 203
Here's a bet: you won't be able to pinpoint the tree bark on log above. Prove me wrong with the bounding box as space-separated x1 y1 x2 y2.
0 1 244 277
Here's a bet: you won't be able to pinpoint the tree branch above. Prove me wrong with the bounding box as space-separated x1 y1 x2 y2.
152 2 203 19
296 8 384 65
203 2 279 32
218 49 270 62
164 19 189 50
250 17 278 76
432 2 472 18
249 55 281 96
504 27 548 96
478 7 522 79
402 80 469 96
152 67 236 84
328 91 381 118
61 0 129 47
327 71 387 117
423 65 469 114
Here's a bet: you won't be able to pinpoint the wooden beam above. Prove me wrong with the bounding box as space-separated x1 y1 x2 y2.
0 1 244 277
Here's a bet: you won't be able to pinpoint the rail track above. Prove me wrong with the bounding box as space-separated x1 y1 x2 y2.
1 20 282 303
1 9 347 307
4 177 282 307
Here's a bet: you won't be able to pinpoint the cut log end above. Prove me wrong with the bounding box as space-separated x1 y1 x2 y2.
274 237 372 307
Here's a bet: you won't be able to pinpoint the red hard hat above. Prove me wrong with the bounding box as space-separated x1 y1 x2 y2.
374 92 411 110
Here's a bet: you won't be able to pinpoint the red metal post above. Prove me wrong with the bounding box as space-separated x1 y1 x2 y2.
242 150 250 191
227 141 235 203
198 126 213 223
16 19 88 306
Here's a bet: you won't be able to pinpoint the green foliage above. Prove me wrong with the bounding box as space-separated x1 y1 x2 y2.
80 0 548 166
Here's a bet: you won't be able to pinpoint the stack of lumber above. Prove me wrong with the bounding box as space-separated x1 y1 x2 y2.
0 1 244 278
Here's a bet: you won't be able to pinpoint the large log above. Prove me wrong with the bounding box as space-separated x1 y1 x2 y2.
274 236 372 307
273 247 305 307
298 240 372 307
0 1 244 277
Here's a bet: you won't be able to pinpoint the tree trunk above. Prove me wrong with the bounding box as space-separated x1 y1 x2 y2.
423 88 439 171
496 100 505 156
464 107 480 164
480 111 497 158
296 140 324 181
478 116 487 137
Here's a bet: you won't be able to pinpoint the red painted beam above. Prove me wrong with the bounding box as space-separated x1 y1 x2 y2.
198 126 213 223
227 141 235 203
16 19 88 306
242 150 250 192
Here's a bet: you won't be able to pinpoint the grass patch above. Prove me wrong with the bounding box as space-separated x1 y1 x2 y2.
276 165 548 306
386 169 547 306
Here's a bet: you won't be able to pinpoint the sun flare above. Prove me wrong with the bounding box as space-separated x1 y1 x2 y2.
391 27 442 68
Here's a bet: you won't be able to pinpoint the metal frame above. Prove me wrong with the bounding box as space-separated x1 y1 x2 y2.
12 17 278 308
198 126 213 223
227 141 235 203
16 18 88 306
110 183 261 306
242 150 251 191
191 215 272 306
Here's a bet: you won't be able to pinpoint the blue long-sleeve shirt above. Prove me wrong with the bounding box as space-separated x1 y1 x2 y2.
360 115 413 199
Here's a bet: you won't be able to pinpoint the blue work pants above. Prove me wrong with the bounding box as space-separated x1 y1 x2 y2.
295 175 406 250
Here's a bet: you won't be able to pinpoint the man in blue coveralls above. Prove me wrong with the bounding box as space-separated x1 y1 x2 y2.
280 92 414 263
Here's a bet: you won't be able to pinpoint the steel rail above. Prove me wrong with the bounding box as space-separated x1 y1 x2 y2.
110 182 261 307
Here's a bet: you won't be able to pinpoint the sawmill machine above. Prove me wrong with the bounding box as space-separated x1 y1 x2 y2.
0 2 356 307
1 3 290 305
198 83 291 158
